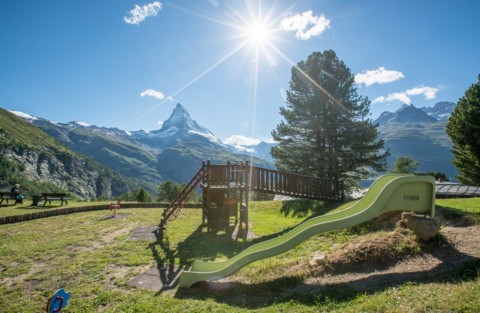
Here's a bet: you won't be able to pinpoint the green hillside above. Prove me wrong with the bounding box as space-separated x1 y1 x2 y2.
0 109 140 198
378 121 458 180
0 109 70 153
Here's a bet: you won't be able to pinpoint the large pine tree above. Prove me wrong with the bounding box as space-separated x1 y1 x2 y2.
446 75 480 185
271 50 388 189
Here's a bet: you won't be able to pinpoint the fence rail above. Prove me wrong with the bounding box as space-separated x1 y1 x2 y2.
204 163 343 202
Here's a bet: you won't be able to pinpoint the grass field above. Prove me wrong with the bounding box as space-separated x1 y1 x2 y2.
0 198 479 312
0 201 149 218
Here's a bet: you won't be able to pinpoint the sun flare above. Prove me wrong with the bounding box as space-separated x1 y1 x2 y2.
245 21 272 44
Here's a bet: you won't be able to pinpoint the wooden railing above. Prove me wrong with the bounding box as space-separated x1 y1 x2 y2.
202 162 343 202
250 167 343 201
160 161 344 230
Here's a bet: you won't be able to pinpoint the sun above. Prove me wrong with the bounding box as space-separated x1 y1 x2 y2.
244 21 272 45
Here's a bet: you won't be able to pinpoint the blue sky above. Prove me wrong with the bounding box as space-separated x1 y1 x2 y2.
1 0 479 146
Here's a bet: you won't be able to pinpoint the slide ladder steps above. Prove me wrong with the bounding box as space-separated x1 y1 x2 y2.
162 167 204 225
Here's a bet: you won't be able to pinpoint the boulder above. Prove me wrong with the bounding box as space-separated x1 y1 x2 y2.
397 212 440 241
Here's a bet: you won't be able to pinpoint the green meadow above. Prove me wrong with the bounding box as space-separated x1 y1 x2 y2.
0 198 479 312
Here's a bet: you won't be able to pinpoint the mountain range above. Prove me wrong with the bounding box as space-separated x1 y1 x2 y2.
1 100 458 199
373 101 458 180
8 104 273 196
0 108 137 199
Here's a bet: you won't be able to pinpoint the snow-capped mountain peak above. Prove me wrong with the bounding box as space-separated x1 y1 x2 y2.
147 103 222 144
161 103 208 133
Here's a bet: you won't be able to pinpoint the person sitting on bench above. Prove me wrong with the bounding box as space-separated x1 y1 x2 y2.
11 184 24 204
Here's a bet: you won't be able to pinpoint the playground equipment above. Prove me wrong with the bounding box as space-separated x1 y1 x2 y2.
178 174 435 287
109 198 121 217
161 161 344 235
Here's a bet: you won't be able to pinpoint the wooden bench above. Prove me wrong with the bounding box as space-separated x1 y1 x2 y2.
41 192 70 206
0 191 24 205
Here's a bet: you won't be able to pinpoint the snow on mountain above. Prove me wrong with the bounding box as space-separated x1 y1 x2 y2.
75 121 91 127
227 140 277 163
419 101 455 121
373 104 438 125
9 110 38 120
133 103 223 146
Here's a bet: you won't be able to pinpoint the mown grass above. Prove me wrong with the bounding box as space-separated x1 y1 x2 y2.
436 197 480 223
0 200 157 218
0 198 479 312
0 201 104 217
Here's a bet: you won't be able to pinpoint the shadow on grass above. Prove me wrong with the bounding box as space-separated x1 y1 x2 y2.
280 199 339 218
436 205 479 225
146 200 344 292
173 235 480 309
149 213 328 294
148 224 260 293
147 228 186 293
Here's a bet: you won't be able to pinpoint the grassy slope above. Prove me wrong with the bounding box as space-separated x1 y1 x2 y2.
0 108 143 196
0 108 69 152
0 198 478 312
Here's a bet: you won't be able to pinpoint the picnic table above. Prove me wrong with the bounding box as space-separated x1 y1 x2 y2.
32 193 70 206
0 190 24 205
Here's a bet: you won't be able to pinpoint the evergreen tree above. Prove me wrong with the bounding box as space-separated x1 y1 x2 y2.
271 50 388 190
135 188 152 202
446 74 480 185
390 156 419 174
157 180 184 202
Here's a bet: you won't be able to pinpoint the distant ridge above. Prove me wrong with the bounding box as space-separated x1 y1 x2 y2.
374 101 458 180
11 103 273 186
374 104 438 125
0 108 136 198
419 101 455 121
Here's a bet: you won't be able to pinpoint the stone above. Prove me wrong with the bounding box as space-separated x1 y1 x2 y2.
398 212 440 241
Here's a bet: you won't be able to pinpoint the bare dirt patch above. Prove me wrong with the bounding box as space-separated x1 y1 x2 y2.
102 227 132 243
304 224 480 292
103 264 151 290
2 261 45 291
309 228 421 276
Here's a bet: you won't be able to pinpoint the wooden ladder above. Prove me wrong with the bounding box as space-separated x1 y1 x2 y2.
160 167 205 228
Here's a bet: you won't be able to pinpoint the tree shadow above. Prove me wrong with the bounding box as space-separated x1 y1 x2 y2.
174 235 480 310
147 228 185 293
147 224 256 294
435 205 479 226
148 212 327 294
280 199 340 218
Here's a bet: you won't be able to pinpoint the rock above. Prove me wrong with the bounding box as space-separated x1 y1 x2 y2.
309 252 326 266
397 212 440 241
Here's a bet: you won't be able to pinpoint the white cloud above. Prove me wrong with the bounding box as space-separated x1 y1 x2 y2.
167 96 174 101
140 89 165 100
279 10 330 40
355 67 404 86
124 2 162 25
406 86 438 99
372 96 385 104
386 92 412 104
373 86 439 104
224 135 261 146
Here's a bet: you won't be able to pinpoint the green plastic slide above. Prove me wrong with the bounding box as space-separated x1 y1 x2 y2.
179 174 435 287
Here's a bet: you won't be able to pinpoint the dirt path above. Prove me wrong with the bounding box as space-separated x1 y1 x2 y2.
303 225 480 292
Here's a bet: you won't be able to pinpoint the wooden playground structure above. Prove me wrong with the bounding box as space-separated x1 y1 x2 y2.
161 161 344 237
